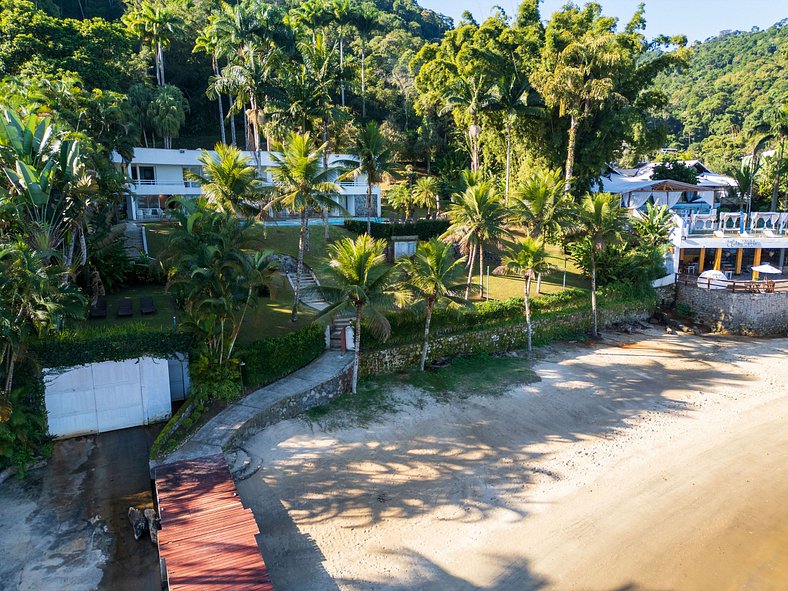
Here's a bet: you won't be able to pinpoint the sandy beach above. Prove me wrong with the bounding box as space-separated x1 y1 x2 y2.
236 329 788 590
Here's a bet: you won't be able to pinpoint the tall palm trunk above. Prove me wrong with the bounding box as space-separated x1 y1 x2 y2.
465 243 476 299
323 119 331 240
157 41 166 86
340 36 346 107
366 181 373 234
212 55 226 144
590 251 598 337
478 241 484 298
351 303 362 393
524 272 532 351
771 137 785 211
419 301 434 371
505 116 512 204
293 210 307 322
565 113 578 192
361 40 367 118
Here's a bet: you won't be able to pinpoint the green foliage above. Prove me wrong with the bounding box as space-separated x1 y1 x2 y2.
651 160 699 184
0 363 50 473
656 22 787 172
0 0 138 92
31 323 193 368
150 394 209 460
190 353 242 402
370 288 591 347
237 324 325 390
343 218 449 239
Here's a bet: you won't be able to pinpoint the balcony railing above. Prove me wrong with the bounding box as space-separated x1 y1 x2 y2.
676 273 788 293
129 179 370 191
682 211 788 236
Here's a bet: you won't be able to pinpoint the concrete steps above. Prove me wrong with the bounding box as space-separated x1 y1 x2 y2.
122 223 146 260
287 270 328 311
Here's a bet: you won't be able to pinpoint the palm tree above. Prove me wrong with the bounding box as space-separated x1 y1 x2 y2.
442 181 509 299
340 121 399 233
769 102 788 211
0 240 85 418
147 84 188 149
316 234 397 393
212 48 276 153
163 198 279 364
632 203 674 250
495 238 550 351
491 73 544 202
268 132 341 321
569 193 628 337
194 21 227 144
399 239 469 370
386 183 413 220
349 2 380 118
189 144 264 215
441 74 496 173
412 176 440 216
511 167 571 292
123 0 184 87
532 31 625 191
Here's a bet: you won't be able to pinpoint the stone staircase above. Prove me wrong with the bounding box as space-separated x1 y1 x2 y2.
329 316 354 351
286 270 328 311
122 222 146 260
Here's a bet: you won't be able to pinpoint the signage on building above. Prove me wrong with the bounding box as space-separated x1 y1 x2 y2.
724 238 762 248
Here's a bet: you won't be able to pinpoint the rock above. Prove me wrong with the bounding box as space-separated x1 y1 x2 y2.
127 507 148 540
144 509 160 545
648 318 660 325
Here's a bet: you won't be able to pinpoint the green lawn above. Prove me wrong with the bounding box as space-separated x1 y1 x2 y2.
73 280 315 344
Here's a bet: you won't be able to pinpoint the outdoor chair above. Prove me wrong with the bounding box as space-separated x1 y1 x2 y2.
89 297 108 319
140 296 157 315
117 298 133 318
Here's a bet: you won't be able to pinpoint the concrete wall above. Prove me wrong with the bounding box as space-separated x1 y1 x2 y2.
361 305 653 376
44 357 173 438
676 283 788 336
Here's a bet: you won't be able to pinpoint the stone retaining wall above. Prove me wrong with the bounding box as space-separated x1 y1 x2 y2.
225 362 353 450
676 283 788 336
361 304 652 376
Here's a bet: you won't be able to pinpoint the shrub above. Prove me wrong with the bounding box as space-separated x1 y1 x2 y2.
238 324 325 390
0 363 51 474
190 354 242 402
344 219 450 240
31 323 194 368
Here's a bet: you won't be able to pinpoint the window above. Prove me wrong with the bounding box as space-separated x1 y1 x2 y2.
130 165 155 183
183 166 201 188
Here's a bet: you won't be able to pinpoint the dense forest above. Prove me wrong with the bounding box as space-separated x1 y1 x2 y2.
656 19 788 173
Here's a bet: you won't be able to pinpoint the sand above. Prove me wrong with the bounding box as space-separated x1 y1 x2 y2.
236 329 788 590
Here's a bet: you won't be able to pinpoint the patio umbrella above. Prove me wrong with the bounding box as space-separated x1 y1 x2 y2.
751 264 782 275
698 269 728 289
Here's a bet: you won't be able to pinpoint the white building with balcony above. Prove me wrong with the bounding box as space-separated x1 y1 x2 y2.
111 147 382 222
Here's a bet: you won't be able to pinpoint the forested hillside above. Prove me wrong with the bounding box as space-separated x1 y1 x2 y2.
657 20 788 172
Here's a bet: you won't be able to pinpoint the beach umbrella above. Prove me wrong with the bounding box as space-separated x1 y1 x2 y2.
698 269 728 289
751 263 782 275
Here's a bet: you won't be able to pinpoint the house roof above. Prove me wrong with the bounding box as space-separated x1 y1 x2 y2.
111 147 355 168
597 159 736 194
155 454 274 591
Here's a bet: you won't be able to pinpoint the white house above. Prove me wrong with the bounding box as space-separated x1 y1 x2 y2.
111 147 382 221
596 160 737 216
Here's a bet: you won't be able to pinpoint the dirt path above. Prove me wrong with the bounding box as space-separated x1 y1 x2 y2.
0 426 161 591
236 329 788 590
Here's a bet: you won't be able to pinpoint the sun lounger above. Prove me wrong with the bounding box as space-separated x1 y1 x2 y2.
140 296 157 315
117 298 133 318
89 297 107 319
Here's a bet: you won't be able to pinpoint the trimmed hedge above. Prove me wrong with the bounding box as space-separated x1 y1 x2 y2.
30 323 194 368
366 285 656 348
237 324 325 390
344 219 450 240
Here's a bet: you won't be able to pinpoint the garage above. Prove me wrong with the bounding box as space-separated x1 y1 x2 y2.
44 357 173 438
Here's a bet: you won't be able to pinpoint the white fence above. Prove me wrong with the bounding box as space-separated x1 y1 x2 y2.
44 357 174 438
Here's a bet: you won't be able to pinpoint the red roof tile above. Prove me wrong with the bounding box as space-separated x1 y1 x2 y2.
155 454 274 591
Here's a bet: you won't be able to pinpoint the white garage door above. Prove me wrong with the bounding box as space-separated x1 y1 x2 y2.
44 357 172 438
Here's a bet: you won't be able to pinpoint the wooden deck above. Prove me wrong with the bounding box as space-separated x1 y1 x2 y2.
155 455 273 591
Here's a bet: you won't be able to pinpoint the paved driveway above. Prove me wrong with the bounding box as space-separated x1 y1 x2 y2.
0 426 161 591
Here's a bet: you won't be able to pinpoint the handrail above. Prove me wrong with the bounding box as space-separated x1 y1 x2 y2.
675 273 788 293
